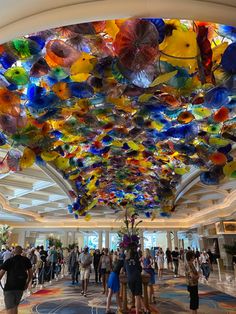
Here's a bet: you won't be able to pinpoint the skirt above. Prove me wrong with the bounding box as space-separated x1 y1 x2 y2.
107 272 120 293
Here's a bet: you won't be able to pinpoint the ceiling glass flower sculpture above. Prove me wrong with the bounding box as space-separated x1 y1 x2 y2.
0 18 236 220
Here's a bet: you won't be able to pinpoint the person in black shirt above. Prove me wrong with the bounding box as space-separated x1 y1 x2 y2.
68 247 79 284
125 248 149 314
171 247 180 277
38 245 48 284
39 245 48 263
93 249 101 284
207 249 214 271
0 246 33 314
165 248 173 271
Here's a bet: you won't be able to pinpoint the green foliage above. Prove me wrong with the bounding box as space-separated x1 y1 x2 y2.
48 237 62 248
0 225 11 246
224 242 236 255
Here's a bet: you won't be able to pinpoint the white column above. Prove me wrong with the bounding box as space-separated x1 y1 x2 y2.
105 230 109 249
76 233 83 250
98 231 103 250
72 231 76 244
140 230 144 250
167 231 172 251
198 237 205 251
17 230 26 247
174 231 178 248
218 235 232 268
63 232 69 248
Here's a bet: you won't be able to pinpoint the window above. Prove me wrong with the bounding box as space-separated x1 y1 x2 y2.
109 233 119 251
84 234 98 249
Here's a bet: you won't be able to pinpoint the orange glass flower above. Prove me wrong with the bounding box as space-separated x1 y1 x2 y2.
177 111 195 124
0 88 21 117
46 40 79 67
213 106 229 123
209 152 227 165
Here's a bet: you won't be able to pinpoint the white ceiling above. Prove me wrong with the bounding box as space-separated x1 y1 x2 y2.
1 0 236 44
0 149 71 222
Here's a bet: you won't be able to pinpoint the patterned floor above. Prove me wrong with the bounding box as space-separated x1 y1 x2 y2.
0 275 236 314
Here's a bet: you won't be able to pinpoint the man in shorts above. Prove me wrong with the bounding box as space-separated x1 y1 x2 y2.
78 247 92 297
0 246 33 314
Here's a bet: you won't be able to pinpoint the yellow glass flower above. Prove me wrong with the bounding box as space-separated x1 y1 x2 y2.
160 29 198 72
20 148 35 169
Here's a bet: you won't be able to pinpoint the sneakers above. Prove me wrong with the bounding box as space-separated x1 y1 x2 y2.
84 293 87 297
81 291 84 295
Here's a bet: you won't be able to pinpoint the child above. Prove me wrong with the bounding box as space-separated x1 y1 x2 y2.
185 251 199 314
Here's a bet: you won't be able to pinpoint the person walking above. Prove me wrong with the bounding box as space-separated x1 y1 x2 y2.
99 248 112 294
48 246 58 280
156 248 164 280
28 248 38 287
207 249 214 271
38 246 47 285
78 247 92 297
199 251 210 282
0 246 33 314
185 251 199 314
93 249 101 284
2 247 12 263
171 247 180 277
140 248 155 304
68 247 79 284
166 248 173 271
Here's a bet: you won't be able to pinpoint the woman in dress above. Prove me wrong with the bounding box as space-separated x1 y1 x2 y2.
157 248 164 280
140 248 155 304
98 248 112 294
106 257 124 314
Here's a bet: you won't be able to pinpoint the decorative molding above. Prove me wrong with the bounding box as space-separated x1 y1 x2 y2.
0 0 236 44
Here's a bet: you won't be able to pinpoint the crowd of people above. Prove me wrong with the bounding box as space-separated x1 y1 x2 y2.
0 244 216 314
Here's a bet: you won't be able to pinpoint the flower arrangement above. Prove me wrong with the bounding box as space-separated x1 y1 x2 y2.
118 208 143 250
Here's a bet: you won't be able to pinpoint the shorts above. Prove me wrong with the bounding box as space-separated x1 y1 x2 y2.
80 268 90 280
101 268 110 275
187 285 199 310
4 290 24 310
128 279 142 296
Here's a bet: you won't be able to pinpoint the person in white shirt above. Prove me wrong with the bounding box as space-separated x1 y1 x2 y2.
199 251 210 281
157 248 164 280
3 248 12 263
78 247 92 297
34 246 41 262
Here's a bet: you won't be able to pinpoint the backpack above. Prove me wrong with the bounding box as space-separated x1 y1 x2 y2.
5 257 28 290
